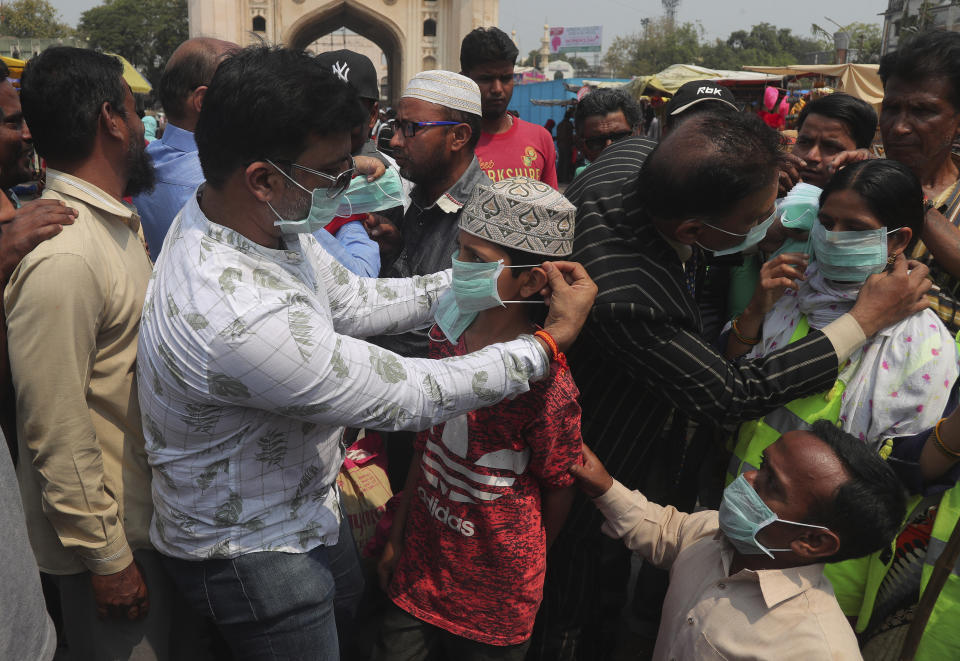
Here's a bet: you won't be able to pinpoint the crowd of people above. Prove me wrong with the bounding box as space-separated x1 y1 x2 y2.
1 22 960 661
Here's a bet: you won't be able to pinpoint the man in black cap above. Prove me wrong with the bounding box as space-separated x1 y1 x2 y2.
314 49 405 277
662 79 739 132
661 81 743 343
528 107 929 661
315 49 384 162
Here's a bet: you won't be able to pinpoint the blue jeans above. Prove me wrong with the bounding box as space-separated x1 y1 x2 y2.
161 516 364 661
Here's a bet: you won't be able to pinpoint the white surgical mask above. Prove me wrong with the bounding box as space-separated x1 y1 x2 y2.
698 209 777 256
718 475 829 558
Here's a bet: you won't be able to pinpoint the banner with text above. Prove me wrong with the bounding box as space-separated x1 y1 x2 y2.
549 26 602 54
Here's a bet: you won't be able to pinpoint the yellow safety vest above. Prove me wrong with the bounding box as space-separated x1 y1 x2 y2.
728 318 960 657
726 315 845 485
825 484 960 659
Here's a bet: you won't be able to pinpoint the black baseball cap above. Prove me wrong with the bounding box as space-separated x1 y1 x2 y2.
664 80 738 116
315 49 379 101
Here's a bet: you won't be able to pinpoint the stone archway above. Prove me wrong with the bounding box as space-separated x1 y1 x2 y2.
286 2 404 105
188 0 500 106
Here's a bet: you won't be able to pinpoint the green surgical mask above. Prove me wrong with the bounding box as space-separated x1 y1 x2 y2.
434 250 542 343
336 168 405 216
780 182 822 232
811 220 901 283
266 160 344 234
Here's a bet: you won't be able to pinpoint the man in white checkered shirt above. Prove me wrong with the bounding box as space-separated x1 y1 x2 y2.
136 47 595 660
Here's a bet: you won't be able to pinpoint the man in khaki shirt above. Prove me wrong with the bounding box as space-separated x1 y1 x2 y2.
6 47 181 660
571 421 907 661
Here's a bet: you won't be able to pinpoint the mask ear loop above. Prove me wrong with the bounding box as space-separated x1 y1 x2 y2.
267 201 285 226
265 159 314 226
884 227 905 268
756 518 830 557
333 189 354 219
374 178 407 208
265 159 312 196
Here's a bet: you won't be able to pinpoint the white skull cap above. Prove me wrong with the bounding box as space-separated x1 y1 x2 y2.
401 70 482 116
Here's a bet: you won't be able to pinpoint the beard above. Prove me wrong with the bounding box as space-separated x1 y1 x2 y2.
123 134 156 197
271 178 312 221
14 146 35 183
397 140 452 187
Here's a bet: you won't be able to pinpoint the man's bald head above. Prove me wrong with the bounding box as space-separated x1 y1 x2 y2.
637 112 781 224
160 37 238 129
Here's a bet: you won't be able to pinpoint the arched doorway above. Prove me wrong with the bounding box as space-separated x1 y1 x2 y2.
286 2 404 106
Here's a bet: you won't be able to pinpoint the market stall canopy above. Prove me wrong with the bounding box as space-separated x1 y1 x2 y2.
578 79 630 90
0 53 150 93
530 97 575 107
108 53 152 94
1 56 25 88
742 64 882 108
622 63 782 98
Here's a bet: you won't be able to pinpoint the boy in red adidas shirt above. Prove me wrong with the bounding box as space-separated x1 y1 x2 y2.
373 176 581 660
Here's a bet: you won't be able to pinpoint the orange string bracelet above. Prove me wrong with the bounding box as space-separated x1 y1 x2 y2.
534 329 568 373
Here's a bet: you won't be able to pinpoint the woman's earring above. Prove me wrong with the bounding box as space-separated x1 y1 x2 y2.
887 253 899 265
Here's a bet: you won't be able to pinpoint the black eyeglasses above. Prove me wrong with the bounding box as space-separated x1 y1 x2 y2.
583 131 634 151
389 119 461 138
266 157 356 199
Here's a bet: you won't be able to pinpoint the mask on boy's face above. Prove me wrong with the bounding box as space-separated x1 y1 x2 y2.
434 250 542 344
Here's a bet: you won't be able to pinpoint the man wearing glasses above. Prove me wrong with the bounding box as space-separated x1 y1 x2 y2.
369 69 489 358
572 88 642 179
136 48 597 660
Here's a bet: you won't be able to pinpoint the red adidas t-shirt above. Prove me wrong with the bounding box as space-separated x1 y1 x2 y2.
388 326 582 645
476 117 559 189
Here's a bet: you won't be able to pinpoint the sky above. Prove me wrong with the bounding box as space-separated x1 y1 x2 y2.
500 0 888 54
52 0 888 53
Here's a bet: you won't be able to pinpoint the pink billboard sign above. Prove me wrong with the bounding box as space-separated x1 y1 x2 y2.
549 26 602 54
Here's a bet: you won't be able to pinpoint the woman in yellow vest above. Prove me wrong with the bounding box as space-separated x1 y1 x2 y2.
724 159 960 482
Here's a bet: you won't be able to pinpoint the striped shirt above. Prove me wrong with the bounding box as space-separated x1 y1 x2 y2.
563 136 853 531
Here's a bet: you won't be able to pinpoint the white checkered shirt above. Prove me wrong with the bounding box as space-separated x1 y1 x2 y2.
137 191 548 560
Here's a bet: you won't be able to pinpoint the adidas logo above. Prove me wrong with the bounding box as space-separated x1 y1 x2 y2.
418 486 476 537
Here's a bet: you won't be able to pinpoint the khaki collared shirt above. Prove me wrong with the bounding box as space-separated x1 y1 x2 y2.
595 480 863 661
6 170 154 575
